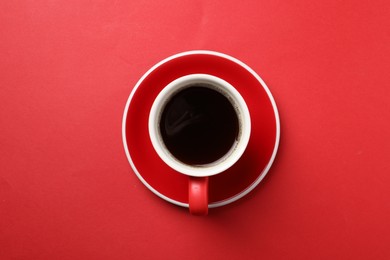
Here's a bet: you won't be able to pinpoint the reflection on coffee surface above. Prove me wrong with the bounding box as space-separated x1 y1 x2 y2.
160 86 239 165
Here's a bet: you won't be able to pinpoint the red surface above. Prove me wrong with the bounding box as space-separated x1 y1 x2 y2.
1 1 389 259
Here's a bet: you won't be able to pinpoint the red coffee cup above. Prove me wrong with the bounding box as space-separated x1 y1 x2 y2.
148 74 251 215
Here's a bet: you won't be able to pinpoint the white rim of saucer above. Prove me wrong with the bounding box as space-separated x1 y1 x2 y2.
122 50 281 208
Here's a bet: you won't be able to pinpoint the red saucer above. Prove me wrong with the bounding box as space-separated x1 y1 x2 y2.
122 50 280 208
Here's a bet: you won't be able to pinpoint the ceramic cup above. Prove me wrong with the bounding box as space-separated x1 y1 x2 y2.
148 74 251 215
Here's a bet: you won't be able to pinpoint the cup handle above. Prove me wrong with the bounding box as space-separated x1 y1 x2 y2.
188 176 209 215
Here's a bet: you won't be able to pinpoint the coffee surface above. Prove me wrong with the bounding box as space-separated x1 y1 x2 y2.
160 86 239 165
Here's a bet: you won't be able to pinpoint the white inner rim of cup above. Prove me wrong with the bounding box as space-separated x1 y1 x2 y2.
148 74 251 177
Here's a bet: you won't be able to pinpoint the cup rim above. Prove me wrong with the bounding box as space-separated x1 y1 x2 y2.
148 73 251 177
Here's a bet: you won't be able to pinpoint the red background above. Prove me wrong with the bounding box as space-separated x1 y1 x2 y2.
1 1 389 259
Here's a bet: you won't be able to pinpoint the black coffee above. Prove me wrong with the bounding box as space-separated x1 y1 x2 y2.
160 85 239 165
